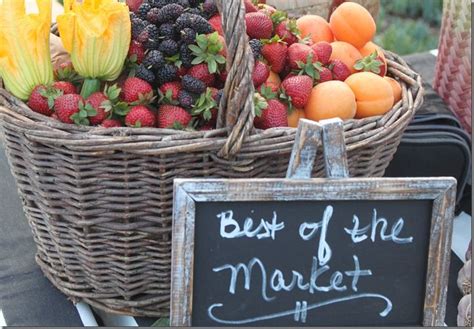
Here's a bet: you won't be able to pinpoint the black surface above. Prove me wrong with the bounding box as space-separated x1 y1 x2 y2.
191 200 433 326
0 143 83 326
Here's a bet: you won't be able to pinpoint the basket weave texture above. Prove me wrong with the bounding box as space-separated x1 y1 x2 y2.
434 0 472 134
0 0 423 317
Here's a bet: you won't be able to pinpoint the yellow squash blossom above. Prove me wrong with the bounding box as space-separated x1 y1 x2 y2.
57 0 131 98
0 0 54 100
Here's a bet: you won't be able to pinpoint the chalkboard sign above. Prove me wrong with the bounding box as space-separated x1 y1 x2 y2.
170 177 456 326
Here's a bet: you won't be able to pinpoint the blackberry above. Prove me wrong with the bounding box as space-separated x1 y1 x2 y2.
130 12 138 20
178 90 197 109
180 28 196 45
176 0 190 7
159 39 179 56
138 3 152 20
182 75 206 94
136 64 156 83
146 39 161 50
131 18 147 40
149 0 168 8
176 13 214 34
186 7 203 16
157 4 184 23
137 30 149 44
146 7 160 24
202 0 218 18
156 64 178 85
146 24 159 41
143 50 165 69
249 39 263 59
179 43 194 68
188 0 200 7
159 23 177 40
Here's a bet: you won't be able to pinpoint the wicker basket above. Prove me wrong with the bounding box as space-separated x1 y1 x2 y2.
0 0 423 317
434 0 471 134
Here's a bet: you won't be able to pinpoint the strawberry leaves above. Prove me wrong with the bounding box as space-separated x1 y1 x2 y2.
354 51 384 75
71 101 97 126
189 32 226 74
296 53 323 82
192 88 217 121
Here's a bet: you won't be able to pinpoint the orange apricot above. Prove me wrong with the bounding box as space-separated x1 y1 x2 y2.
384 77 402 105
296 15 334 44
288 108 306 128
345 72 394 118
304 81 356 121
329 2 376 49
330 41 362 74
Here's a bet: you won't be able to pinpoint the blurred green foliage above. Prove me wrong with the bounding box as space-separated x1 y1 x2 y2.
376 0 443 55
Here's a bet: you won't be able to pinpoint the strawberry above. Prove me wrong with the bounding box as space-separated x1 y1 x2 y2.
330 60 351 81
252 61 270 88
157 105 192 129
159 81 182 101
101 119 123 128
275 20 300 46
85 92 112 125
209 14 224 36
53 81 77 95
121 77 154 104
354 51 387 77
51 113 59 121
54 94 84 124
128 40 145 64
54 61 81 83
312 42 332 65
259 4 277 16
288 43 318 70
245 12 273 40
261 36 288 74
318 67 333 83
126 0 143 12
200 124 214 131
254 98 288 129
177 66 188 78
27 85 61 116
244 0 258 13
125 105 156 127
188 64 215 87
281 75 313 108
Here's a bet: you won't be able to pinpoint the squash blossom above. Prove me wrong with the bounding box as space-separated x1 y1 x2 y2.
57 0 131 98
0 0 54 100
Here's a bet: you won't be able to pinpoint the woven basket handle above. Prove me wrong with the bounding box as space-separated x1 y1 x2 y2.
215 0 255 158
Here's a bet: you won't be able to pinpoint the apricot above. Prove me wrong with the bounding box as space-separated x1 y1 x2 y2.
288 108 306 128
329 2 376 49
345 72 394 118
304 81 356 121
384 77 402 105
359 41 387 74
296 15 334 44
330 41 362 74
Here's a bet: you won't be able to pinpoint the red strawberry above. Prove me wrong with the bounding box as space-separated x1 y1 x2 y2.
254 99 288 129
288 43 318 70
330 60 351 81
200 124 214 131
354 51 387 77
128 40 145 64
177 66 188 78
319 67 333 83
245 12 273 40
275 20 299 46
209 14 223 36
125 105 156 127
261 37 288 74
188 64 215 87
54 94 84 124
244 0 258 13
27 85 61 116
157 105 192 129
312 42 332 65
86 92 111 125
281 75 313 108
252 61 270 88
126 0 143 12
159 81 182 101
53 81 77 95
121 77 153 104
101 119 122 128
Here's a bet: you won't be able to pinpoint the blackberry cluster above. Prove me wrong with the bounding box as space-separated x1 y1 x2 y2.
249 39 263 59
130 0 214 87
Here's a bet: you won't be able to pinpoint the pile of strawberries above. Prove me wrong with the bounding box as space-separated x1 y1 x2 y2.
25 0 397 130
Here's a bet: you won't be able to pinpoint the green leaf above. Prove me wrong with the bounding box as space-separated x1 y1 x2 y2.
188 44 202 54
215 55 226 64
191 57 205 65
114 102 130 116
208 59 217 74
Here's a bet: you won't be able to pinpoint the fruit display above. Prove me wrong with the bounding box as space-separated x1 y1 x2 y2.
0 0 404 131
